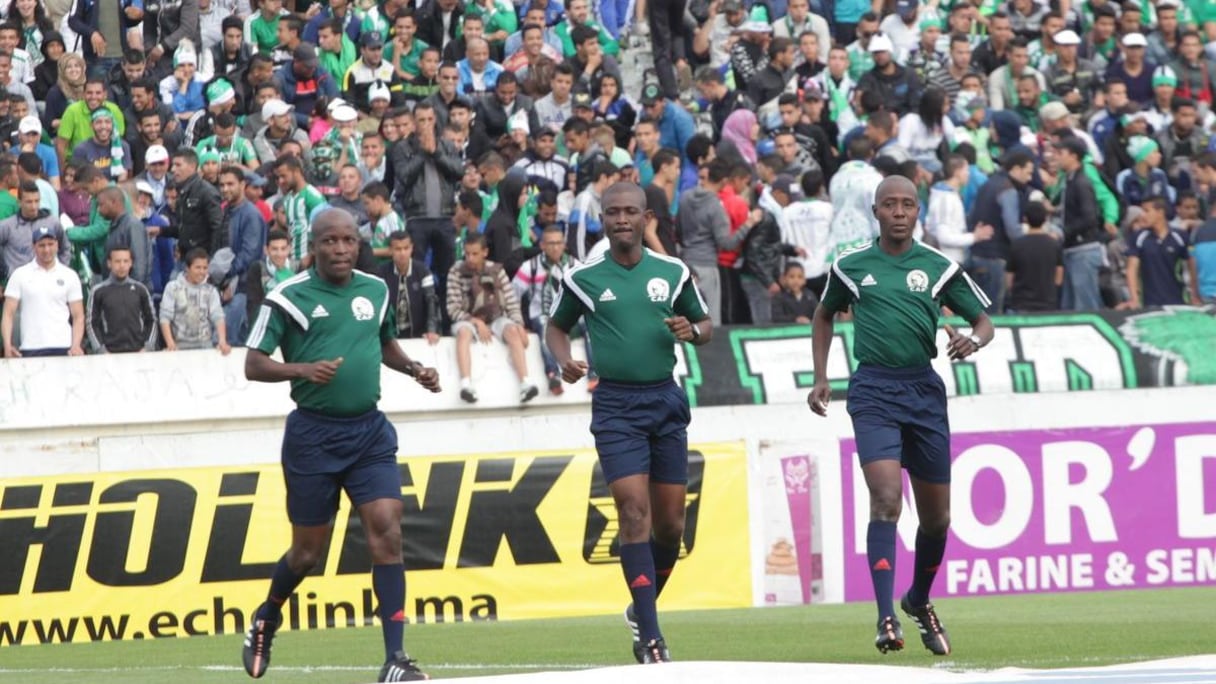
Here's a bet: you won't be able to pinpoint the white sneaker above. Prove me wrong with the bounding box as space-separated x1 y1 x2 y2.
520 383 539 403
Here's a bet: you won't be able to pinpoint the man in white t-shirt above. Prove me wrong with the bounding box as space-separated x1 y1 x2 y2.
2 225 85 357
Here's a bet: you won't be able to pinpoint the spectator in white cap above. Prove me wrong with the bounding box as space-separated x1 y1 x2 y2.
1026 10 1065 71
160 40 208 123
729 20 772 85
1039 100 1103 162
1145 65 1178 131
857 32 922 115
253 98 312 165
843 12 880 81
1107 32 1156 105
138 144 172 211
1042 29 1101 113
14 115 60 189
322 103 362 167
358 81 392 135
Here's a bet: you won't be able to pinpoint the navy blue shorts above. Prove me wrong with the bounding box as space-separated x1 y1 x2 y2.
847 364 952 484
590 379 690 485
281 408 402 526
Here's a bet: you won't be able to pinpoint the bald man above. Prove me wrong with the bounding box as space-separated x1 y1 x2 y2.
808 176 995 656
242 209 440 682
546 183 711 664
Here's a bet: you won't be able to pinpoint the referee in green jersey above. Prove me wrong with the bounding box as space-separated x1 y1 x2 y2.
546 183 712 664
241 209 440 682
808 176 995 656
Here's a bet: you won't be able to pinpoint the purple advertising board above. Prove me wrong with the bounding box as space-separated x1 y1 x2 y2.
840 422 1216 601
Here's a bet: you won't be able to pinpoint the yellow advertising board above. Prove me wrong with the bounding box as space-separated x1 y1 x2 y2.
0 443 749 645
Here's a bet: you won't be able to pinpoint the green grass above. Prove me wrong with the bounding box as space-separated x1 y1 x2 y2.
1 587 1212 683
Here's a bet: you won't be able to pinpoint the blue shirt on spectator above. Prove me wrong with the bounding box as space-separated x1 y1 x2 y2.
1127 227 1189 306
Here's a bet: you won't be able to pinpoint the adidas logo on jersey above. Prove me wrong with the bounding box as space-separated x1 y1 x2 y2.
599 288 617 302
861 274 878 286
311 304 329 318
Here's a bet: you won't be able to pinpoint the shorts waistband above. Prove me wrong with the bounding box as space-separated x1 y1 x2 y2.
596 378 677 391
854 364 935 380
294 407 382 423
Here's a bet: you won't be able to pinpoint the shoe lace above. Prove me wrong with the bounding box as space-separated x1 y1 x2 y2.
919 604 943 634
646 640 668 662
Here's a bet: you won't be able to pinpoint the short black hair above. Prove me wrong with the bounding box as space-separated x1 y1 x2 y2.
361 181 392 201
686 133 715 165
800 167 824 197
16 152 42 176
213 111 236 129
457 189 483 216
267 229 290 244
707 157 733 183
652 147 680 171
174 147 200 166
388 229 411 243
1023 201 1048 228
183 247 210 266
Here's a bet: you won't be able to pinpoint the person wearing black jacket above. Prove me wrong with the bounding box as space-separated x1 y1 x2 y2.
416 0 464 54
378 231 442 340
163 148 225 255
474 72 534 142
740 175 801 324
856 34 922 115
747 38 795 109
392 102 464 319
86 247 158 353
485 167 538 278
967 150 1035 312
1053 136 1104 311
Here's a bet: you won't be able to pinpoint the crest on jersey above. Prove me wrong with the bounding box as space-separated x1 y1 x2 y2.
646 277 670 302
351 296 375 321
906 269 929 293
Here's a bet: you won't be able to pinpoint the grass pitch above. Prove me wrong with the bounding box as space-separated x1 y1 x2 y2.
1 587 1211 683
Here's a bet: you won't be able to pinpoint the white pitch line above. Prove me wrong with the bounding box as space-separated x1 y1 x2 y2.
0 663 601 674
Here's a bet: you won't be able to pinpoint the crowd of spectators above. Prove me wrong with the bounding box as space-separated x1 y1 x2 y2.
0 0 1214 394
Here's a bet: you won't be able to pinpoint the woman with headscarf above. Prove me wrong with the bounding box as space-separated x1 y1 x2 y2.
718 108 759 166
43 51 84 131
484 167 540 278
591 72 636 149
30 29 61 100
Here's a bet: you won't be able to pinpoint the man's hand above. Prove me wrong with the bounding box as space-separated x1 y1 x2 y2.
5 344 20 357
767 282 780 296
413 364 441 392
218 340 232 355
560 358 588 383
303 357 343 383
473 318 491 343
164 340 178 351
943 324 980 361
91 32 106 55
124 5 143 20
419 132 437 154
68 344 84 356
807 379 830 416
973 222 995 241
664 316 698 341
424 332 440 345
148 44 165 63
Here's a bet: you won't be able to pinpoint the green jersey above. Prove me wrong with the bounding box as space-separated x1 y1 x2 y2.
248 268 396 416
384 37 428 78
249 14 280 55
319 36 358 81
820 240 989 368
195 135 258 166
549 249 708 383
368 211 404 252
284 185 328 262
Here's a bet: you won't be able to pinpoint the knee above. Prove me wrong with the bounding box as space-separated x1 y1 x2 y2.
920 513 950 538
652 518 684 547
287 545 325 575
869 488 903 522
616 499 651 539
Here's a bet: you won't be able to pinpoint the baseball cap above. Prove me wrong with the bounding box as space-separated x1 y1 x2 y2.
533 126 557 139
572 90 593 109
1039 101 1069 121
293 42 318 67
1053 137 1088 158
360 31 384 48
868 33 895 53
640 83 663 106
368 81 391 103
33 225 57 243
18 115 40 135
135 180 156 196
772 174 801 198
244 170 268 187
331 104 358 122
262 99 294 119
1122 32 1147 48
1152 65 1178 88
1054 29 1081 46
146 144 169 165
895 0 918 16
801 80 825 100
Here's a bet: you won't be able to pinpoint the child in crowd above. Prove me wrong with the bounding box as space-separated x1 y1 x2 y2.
159 247 230 354
361 181 404 262
1005 201 1063 312
772 262 818 324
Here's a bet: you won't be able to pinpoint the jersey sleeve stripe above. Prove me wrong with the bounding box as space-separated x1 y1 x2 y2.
831 260 860 299
931 261 960 299
246 305 272 349
561 270 596 312
266 291 310 331
960 269 992 308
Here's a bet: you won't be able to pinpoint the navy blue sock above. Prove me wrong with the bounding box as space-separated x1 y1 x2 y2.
258 556 306 621
620 542 661 642
651 540 680 598
372 564 406 661
867 521 897 620
906 528 947 608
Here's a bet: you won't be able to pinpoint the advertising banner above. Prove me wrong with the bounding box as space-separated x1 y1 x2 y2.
840 423 1216 601
756 445 824 605
0 443 750 645
678 307 1216 407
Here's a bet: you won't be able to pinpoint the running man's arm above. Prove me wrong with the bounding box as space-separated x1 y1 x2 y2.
244 301 342 383
808 262 855 415
545 272 588 383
